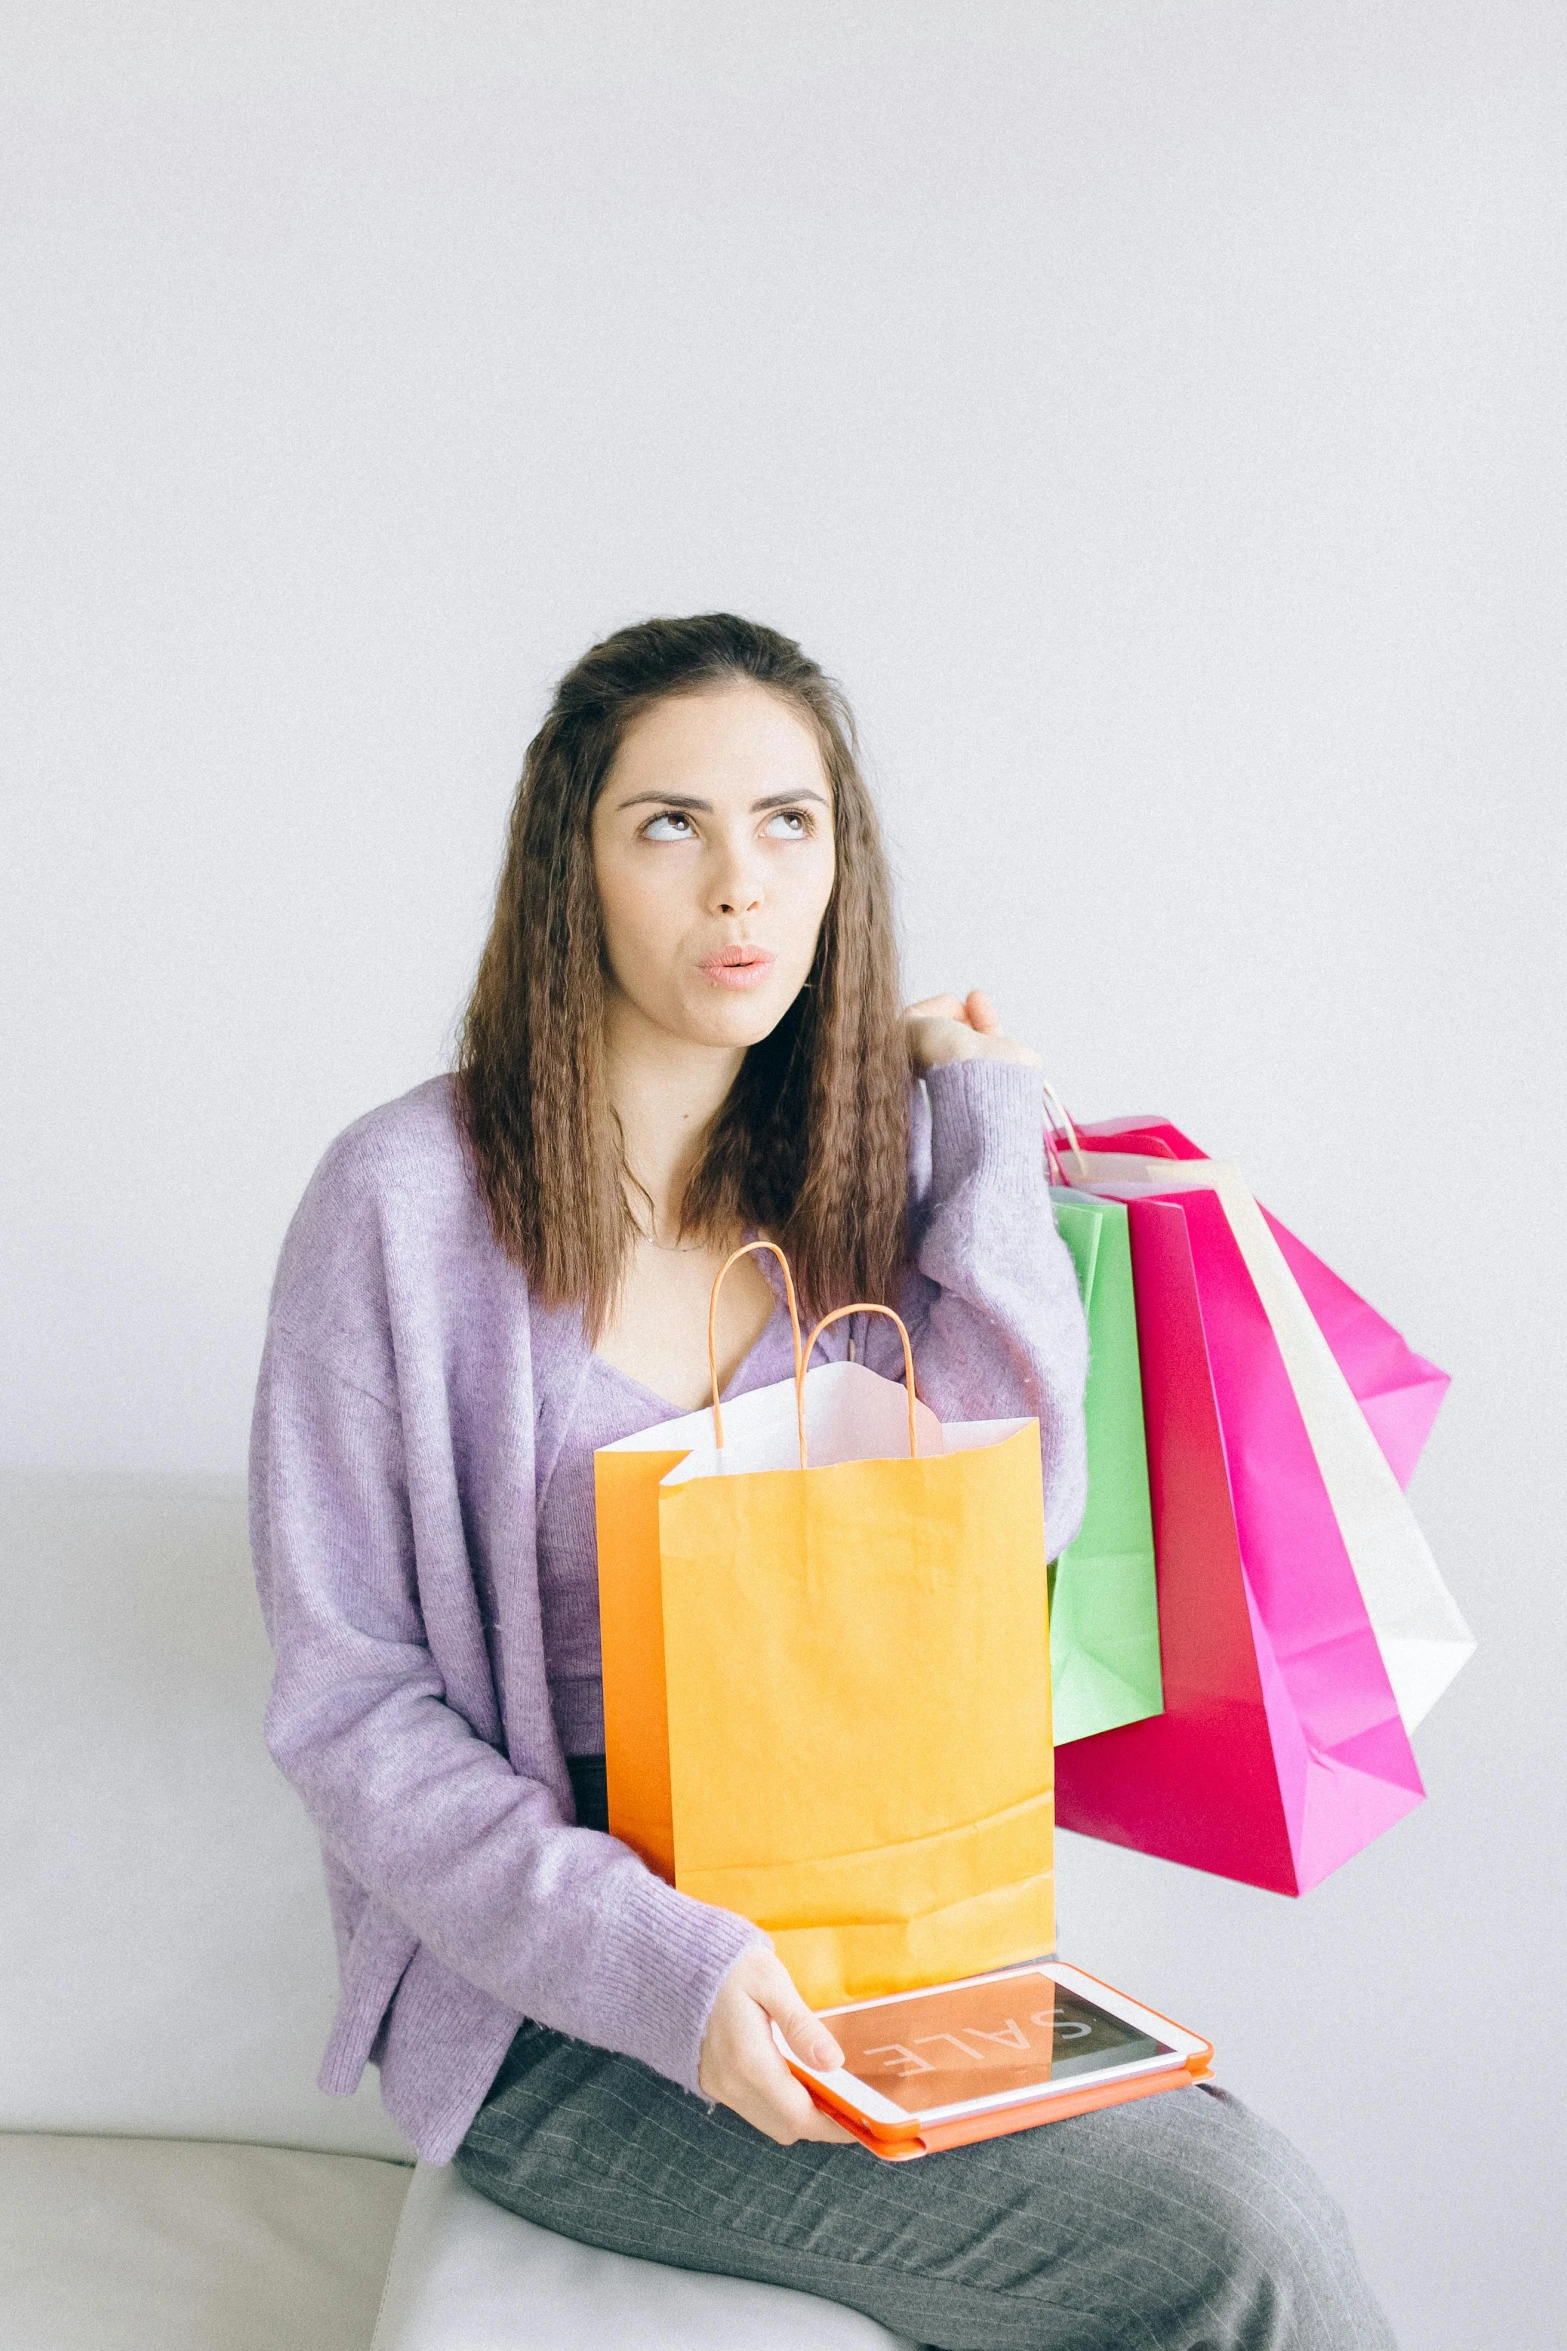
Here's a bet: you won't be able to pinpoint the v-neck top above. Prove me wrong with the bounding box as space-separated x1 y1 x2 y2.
533 1254 826 1755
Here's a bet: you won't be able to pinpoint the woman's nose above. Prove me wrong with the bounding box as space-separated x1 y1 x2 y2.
712 846 764 916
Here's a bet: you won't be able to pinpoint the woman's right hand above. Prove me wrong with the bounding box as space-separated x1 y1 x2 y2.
697 1944 857 2145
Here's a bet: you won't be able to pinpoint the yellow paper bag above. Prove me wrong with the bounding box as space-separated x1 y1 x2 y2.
596 1245 1054 2008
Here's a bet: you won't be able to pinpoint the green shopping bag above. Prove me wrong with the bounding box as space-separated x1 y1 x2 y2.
1049 1189 1164 1744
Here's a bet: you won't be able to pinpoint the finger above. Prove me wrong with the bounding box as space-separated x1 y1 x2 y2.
716 2018 859 2146
753 2062 857 2146
903 994 968 1023
757 1969 844 2072
771 2000 844 2074
966 989 1002 1032
796 2101 858 2144
736 2083 852 2147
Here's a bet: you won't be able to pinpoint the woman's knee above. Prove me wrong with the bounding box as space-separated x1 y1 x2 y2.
1183 2086 1347 2232
1126 2087 1393 2349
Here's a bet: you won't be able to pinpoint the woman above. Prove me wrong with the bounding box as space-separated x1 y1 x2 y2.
251 614 1396 2348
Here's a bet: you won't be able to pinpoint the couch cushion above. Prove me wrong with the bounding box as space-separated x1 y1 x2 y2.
0 2132 411 2351
371 2162 916 2350
0 1469 408 2158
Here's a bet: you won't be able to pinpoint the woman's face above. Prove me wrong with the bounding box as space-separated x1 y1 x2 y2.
591 683 837 1051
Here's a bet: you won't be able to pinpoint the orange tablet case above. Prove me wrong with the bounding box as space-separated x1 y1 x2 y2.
785 1964 1214 2162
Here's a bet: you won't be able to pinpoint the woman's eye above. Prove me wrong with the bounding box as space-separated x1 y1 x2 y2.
765 809 814 837
642 811 695 840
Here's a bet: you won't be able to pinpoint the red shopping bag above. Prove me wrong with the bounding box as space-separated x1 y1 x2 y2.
1069 1117 1449 1488
1053 1182 1424 1894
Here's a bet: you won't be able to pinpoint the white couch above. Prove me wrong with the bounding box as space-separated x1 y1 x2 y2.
0 1468 911 2349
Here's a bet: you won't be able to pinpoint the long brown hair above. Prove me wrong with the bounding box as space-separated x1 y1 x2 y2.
457 614 911 1337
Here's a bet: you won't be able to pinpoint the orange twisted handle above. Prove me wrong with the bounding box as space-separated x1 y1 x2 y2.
706 1241 804 1450
796 1304 920 1468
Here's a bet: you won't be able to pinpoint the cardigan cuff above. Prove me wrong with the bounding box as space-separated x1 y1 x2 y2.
602 1866 767 2096
925 1056 1047 1201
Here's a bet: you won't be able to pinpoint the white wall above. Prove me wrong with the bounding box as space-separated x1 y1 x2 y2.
3 3 1562 2340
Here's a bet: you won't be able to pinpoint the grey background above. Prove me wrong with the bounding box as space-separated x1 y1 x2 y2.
3 5 1562 2343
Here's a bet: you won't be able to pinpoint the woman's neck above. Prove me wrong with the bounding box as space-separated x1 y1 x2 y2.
602 993 746 1241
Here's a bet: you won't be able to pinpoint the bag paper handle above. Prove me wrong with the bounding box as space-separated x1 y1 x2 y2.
796 1305 920 1468
1041 1079 1086 1185
707 1241 804 1450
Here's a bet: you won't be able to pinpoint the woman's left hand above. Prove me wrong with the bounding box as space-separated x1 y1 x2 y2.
903 990 1041 1075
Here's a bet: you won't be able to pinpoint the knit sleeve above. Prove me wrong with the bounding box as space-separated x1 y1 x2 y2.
857 1057 1089 1558
249 1185 764 2105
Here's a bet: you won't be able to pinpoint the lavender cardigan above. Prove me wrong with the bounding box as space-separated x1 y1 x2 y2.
249 1057 1088 2162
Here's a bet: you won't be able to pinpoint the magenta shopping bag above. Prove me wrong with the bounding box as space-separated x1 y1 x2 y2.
1068 1116 1450 1489
1053 1181 1424 1895
1260 1214 1449 1491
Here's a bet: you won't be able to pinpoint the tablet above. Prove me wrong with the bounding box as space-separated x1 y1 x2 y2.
777 1962 1211 2152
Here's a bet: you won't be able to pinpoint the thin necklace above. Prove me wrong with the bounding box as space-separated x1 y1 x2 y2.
639 1223 726 1255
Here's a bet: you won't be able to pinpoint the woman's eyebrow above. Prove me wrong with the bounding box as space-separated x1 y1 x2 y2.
612 789 710 812
612 787 831 813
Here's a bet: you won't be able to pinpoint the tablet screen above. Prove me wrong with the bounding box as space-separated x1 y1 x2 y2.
830 1973 1174 2116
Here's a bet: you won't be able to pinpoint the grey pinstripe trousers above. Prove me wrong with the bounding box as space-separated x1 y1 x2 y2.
453 2022 1397 2350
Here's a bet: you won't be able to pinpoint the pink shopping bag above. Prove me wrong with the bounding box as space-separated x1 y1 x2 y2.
1052 1181 1425 1894
1068 1116 1450 1489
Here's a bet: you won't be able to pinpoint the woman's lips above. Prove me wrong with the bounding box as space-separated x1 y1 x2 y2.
699 946 776 990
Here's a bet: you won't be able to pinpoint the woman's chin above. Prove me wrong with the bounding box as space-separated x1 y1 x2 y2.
677 981 797 1051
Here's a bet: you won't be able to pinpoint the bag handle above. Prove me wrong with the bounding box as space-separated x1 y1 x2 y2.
707 1241 804 1450
1042 1078 1086 1185
796 1305 920 1469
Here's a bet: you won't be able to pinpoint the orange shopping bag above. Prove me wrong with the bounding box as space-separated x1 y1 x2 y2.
595 1243 1055 2009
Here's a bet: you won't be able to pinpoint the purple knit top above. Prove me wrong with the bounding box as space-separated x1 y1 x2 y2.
249 1058 1088 2162
535 1290 840 1757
